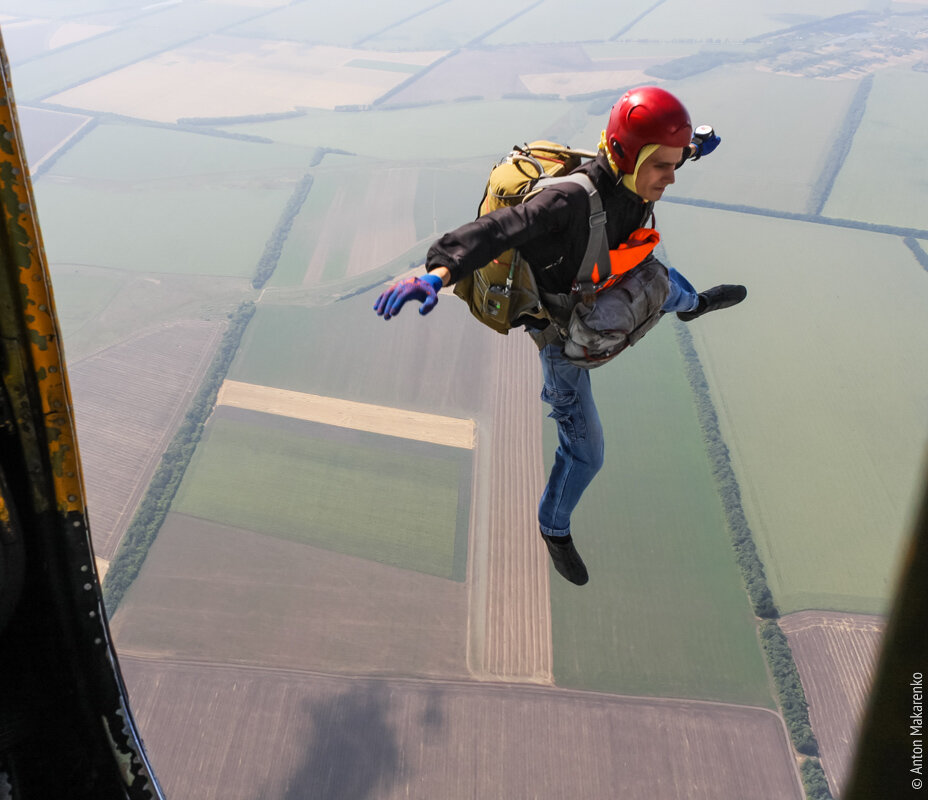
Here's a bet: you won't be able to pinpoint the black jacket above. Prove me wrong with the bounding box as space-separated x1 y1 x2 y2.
425 153 655 296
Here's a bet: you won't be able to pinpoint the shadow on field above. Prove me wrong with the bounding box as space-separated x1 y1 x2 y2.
284 681 406 800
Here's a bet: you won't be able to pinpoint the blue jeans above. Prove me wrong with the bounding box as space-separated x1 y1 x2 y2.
537 268 698 537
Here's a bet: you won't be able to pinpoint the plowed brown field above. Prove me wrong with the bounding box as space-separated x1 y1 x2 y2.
70 320 223 559
121 656 802 800
111 513 469 680
781 610 885 798
469 331 551 683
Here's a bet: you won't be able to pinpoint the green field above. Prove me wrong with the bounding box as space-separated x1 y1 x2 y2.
44 122 318 182
172 412 470 581
658 203 928 614
825 68 928 232
35 122 314 281
485 0 656 44
226 0 435 46
35 179 290 277
268 159 488 288
227 295 494 418
548 322 774 707
628 0 863 40
219 100 576 160
9 2 257 101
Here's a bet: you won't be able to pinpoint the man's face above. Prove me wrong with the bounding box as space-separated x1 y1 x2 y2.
635 145 684 202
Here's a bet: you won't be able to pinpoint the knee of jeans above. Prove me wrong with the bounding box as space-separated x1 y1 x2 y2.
541 386 588 442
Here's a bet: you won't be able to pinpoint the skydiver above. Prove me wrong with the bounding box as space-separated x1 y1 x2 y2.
373 86 746 586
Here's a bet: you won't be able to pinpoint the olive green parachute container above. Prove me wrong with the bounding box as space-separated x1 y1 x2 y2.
452 141 596 334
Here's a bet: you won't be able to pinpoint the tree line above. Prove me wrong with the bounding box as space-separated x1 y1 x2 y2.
251 174 314 289
673 321 830 796
101 301 256 614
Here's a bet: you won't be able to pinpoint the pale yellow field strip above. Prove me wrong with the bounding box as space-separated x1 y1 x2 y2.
95 557 110 580
217 380 475 450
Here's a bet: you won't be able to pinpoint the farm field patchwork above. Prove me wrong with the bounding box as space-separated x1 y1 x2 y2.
227 295 492 418
10 2 260 102
41 121 318 183
225 0 438 46
781 611 885 798
70 320 224 559
219 99 575 160
48 265 247 361
216 380 475 449
119 656 802 800
34 177 292 278
824 68 928 232
547 321 774 707
172 408 470 581
365 0 540 51
16 106 92 171
658 204 928 614
46 35 446 121
112 513 469 678
269 163 422 288
484 0 655 44
625 0 863 41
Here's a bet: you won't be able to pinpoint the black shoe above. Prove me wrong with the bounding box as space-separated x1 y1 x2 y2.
541 531 589 586
676 284 747 321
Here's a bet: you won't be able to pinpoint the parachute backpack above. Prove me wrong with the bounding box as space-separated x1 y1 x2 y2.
452 141 595 334
453 141 668 368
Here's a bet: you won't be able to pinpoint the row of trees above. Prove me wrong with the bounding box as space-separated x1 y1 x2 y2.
807 74 874 216
905 237 928 272
761 620 819 756
251 174 314 289
802 758 834 800
177 110 306 126
674 322 776 618
667 194 928 239
674 321 830 797
101 301 256 614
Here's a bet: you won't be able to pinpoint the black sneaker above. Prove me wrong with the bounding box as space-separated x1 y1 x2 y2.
677 284 747 321
541 531 589 586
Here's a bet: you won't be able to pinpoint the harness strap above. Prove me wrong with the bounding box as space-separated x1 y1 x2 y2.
530 174 660 297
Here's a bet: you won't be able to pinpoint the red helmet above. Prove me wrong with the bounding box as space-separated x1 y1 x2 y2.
605 86 693 174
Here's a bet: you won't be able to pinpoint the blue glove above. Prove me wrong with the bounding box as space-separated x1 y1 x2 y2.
373 273 443 320
691 130 721 160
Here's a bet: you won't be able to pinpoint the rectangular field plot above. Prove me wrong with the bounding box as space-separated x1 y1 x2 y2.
484 0 655 44
548 322 774 707
71 320 223 560
269 163 422 287
17 106 92 172
172 408 470 581
624 0 863 40
218 100 572 160
781 611 884 799
34 177 291 279
111 513 469 679
227 296 493 419
824 68 928 232
226 0 437 46
658 204 928 614
10 3 259 102
46 35 444 121
120 658 802 800
42 121 317 183
366 0 539 50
